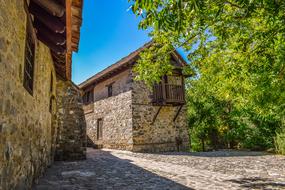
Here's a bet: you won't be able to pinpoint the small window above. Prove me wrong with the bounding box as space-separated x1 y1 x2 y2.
23 16 35 95
97 118 103 140
49 96 55 113
50 72 53 93
83 89 94 104
89 91 94 102
107 84 112 97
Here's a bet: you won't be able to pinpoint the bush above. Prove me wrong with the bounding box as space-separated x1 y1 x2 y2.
275 130 285 155
241 127 272 151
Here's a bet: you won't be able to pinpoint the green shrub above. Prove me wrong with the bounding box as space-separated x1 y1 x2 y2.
275 130 285 155
241 127 272 150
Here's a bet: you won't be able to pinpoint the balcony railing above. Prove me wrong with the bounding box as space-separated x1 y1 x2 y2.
152 84 185 105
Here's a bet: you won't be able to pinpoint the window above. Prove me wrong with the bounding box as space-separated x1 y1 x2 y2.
50 72 53 93
83 89 94 104
107 84 113 97
49 73 54 113
49 96 54 113
97 118 103 140
23 16 35 95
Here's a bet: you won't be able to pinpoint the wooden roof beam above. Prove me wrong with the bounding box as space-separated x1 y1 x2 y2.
32 0 65 17
57 0 66 6
65 0 72 80
72 0 83 7
66 0 72 52
52 53 66 60
37 33 66 54
34 20 66 45
29 2 66 33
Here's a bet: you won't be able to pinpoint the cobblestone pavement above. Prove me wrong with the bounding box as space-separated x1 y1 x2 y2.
33 148 285 190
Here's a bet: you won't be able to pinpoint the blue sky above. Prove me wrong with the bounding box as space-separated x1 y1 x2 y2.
72 0 189 84
72 0 151 84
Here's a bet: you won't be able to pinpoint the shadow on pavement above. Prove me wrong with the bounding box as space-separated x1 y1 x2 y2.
33 149 192 190
225 177 285 190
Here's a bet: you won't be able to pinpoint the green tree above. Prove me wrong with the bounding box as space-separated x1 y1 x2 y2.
129 0 285 152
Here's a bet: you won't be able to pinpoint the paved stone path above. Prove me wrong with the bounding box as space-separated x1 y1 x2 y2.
33 148 285 190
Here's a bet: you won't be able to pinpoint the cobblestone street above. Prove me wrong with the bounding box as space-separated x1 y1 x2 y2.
33 148 285 190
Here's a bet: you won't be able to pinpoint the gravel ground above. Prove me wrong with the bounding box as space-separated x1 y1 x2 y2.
33 148 285 190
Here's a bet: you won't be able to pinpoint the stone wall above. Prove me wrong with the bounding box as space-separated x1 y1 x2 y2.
132 80 189 152
55 79 86 161
93 69 132 101
85 91 133 150
84 67 189 152
0 1 58 189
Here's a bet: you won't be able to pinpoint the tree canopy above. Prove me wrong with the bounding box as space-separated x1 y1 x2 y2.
129 0 285 153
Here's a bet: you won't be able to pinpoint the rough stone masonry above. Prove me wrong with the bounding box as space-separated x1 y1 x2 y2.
81 43 189 153
0 1 86 189
55 80 87 161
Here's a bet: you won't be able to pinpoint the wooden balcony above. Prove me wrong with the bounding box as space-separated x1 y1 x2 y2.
152 84 185 105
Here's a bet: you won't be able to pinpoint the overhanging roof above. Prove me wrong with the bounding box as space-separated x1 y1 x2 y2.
78 41 187 89
27 0 83 80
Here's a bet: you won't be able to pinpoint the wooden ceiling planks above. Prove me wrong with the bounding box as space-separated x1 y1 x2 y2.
28 0 83 80
29 2 66 33
70 0 82 52
34 19 66 45
33 0 65 17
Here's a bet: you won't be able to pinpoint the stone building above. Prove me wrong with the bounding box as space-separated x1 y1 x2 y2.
79 42 189 152
0 0 86 189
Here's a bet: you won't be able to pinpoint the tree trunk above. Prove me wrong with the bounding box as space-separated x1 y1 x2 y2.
202 139 205 151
